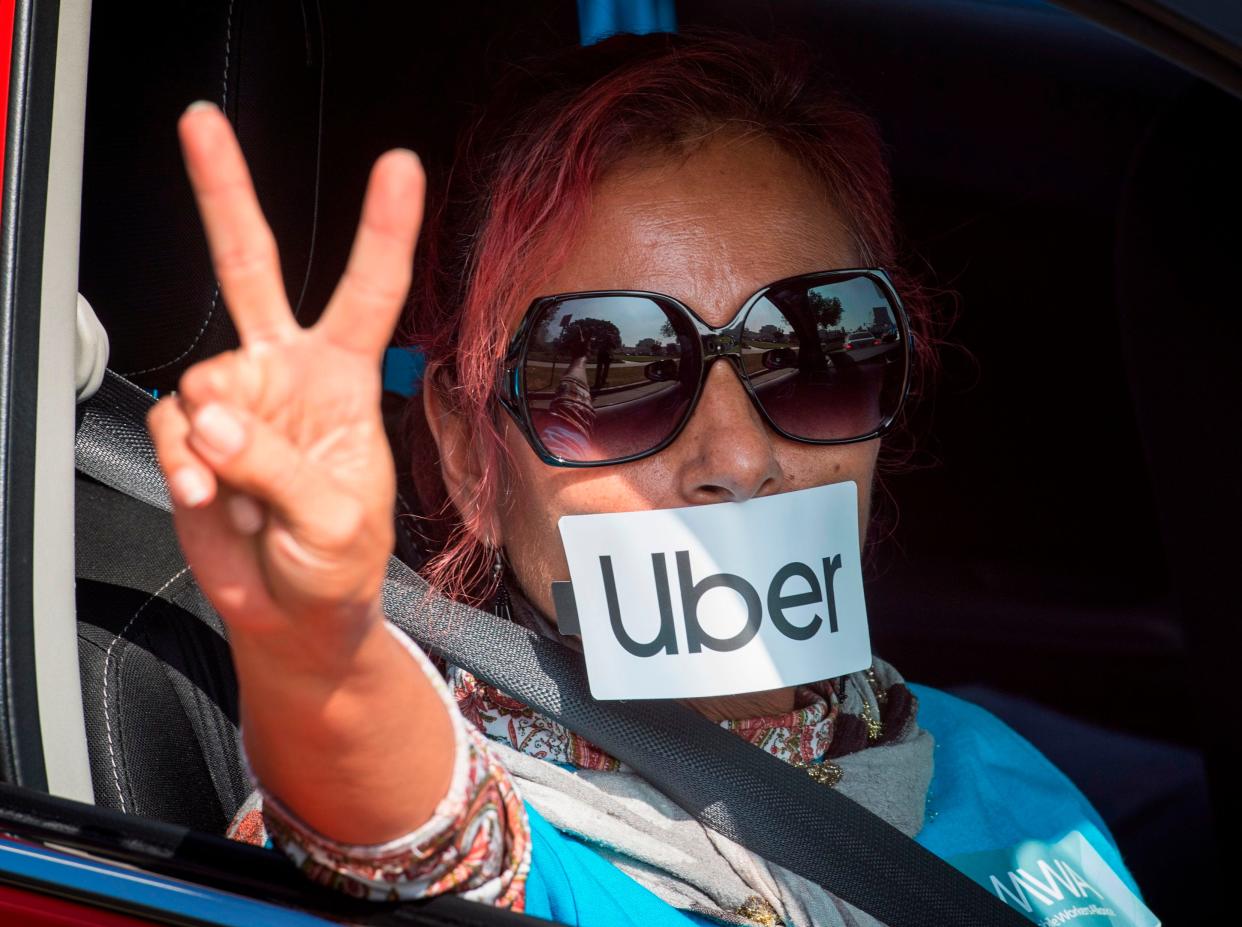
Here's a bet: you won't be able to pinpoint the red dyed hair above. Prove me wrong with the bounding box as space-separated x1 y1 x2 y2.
403 31 936 603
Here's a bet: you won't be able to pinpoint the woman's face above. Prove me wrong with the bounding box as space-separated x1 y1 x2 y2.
440 134 880 623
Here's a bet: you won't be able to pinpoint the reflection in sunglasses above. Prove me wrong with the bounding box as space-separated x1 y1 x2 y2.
513 271 908 463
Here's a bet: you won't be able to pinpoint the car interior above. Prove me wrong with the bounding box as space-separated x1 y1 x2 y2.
1 0 1237 923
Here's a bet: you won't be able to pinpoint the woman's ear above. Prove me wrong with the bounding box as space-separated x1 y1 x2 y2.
422 362 503 547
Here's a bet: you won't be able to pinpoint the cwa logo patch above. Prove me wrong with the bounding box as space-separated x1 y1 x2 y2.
951 830 1160 927
557 482 871 700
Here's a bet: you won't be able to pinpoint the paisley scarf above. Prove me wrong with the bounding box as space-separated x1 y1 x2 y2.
440 584 935 927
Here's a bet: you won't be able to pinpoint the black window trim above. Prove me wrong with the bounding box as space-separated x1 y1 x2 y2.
1051 0 1242 99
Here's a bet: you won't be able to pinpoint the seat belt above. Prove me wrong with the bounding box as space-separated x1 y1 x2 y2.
74 370 1028 927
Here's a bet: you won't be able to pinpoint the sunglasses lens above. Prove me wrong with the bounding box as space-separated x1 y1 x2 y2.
740 275 906 441
520 296 697 462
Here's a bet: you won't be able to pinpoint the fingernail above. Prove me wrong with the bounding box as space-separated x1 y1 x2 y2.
171 468 211 508
192 404 246 457
184 100 219 115
228 494 266 536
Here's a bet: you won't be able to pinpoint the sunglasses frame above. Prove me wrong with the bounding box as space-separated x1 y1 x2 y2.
497 268 912 468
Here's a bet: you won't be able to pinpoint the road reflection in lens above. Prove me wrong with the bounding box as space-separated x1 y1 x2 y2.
520 277 905 461
742 275 903 440
523 296 695 462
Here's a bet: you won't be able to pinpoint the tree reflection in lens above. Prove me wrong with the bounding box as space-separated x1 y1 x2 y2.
742 280 902 441
526 299 694 462
524 281 903 459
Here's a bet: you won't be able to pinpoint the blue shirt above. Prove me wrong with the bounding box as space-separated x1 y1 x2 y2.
523 686 1139 926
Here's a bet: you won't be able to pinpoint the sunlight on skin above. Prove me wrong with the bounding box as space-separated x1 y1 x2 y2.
426 134 880 721
148 103 455 845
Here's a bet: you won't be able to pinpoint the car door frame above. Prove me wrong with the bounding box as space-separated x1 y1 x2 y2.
0 0 94 800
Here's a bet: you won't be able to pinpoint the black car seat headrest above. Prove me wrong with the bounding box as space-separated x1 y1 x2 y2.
79 0 325 394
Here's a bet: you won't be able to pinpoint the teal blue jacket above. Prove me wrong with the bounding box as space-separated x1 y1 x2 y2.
523 685 1139 926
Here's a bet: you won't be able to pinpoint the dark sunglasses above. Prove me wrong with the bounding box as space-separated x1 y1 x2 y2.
497 268 911 467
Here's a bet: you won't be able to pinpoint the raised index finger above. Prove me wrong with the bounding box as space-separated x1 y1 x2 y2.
179 102 296 346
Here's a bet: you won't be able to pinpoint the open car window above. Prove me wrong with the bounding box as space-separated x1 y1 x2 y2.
0 0 1237 924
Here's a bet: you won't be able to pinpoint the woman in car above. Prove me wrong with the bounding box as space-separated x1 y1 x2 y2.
148 32 1140 926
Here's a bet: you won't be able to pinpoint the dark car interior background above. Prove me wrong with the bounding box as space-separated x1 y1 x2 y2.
67 0 1237 923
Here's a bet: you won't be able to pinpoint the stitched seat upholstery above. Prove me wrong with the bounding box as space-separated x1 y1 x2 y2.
76 0 324 829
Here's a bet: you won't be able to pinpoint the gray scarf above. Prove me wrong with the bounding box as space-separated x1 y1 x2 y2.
494 658 933 927
491 587 935 926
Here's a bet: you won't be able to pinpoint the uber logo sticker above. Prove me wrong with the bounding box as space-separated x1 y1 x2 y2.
558 482 871 700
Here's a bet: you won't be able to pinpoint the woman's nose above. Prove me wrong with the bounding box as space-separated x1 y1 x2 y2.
673 360 782 504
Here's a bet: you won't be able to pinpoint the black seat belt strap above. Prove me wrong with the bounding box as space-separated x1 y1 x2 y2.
75 371 1028 927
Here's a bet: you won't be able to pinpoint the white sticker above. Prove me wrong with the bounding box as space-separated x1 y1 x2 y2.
557 481 872 700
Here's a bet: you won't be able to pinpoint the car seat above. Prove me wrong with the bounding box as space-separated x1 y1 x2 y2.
76 0 326 831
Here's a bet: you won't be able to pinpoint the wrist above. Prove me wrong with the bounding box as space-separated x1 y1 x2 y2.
237 614 459 845
229 596 388 694
234 611 414 754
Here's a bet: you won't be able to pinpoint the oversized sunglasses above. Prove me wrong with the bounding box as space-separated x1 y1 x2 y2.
497 268 911 467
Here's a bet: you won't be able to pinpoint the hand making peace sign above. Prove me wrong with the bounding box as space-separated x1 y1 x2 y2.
149 102 424 662
149 104 455 844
